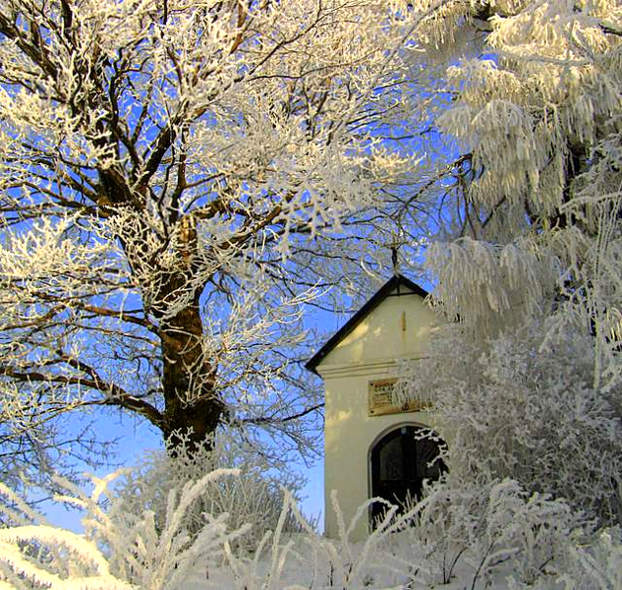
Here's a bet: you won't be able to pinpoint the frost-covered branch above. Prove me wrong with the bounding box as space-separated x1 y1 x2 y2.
0 0 443 460
401 0 622 391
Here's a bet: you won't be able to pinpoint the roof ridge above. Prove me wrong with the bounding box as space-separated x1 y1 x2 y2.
305 275 428 374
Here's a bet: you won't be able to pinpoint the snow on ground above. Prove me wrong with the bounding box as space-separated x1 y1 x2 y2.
181 531 567 590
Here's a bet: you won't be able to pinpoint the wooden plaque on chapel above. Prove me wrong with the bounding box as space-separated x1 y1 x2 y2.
368 378 430 416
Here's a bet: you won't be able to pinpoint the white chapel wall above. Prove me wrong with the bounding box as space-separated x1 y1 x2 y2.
317 286 443 540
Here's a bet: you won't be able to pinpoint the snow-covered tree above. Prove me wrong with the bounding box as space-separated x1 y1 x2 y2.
0 0 448 462
411 0 622 392
393 0 622 529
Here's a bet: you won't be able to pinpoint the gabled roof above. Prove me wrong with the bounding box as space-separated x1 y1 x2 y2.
305 274 429 374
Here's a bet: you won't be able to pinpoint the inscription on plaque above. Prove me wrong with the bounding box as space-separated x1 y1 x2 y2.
368 378 430 416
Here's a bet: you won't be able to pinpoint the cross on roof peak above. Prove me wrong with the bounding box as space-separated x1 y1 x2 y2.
389 233 403 276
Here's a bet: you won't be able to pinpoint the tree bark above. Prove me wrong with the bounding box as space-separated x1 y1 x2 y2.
157 214 225 453
123 212 225 453
160 299 225 452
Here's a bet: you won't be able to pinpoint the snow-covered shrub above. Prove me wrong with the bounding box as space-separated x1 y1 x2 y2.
220 479 581 589
398 320 622 526
559 526 622 590
114 434 306 554
398 478 484 586
473 480 578 587
0 468 247 589
3 469 617 590
222 489 428 589
398 477 578 588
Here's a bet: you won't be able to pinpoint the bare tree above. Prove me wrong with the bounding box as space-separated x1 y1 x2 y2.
0 0 443 461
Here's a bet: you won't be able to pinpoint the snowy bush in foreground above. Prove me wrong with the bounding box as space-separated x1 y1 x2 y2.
217 478 621 589
2 470 622 589
0 480 133 589
392 478 580 588
113 434 306 554
560 526 622 590
0 468 247 589
215 476 586 589
221 489 423 589
398 320 622 526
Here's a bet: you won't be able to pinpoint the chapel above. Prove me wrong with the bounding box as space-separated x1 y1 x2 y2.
306 274 447 540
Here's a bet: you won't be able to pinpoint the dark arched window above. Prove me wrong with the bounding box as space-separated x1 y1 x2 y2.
370 425 447 527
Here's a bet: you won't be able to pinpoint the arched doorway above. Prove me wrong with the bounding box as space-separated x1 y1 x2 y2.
369 424 447 527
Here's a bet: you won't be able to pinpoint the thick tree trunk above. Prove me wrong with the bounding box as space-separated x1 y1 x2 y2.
122 212 225 453
160 299 225 452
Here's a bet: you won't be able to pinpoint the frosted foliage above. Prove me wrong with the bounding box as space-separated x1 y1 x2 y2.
198 482 585 588
0 468 249 589
402 478 582 588
113 434 305 553
0 0 441 248
415 0 622 390
426 237 560 331
398 322 622 526
4 471 621 589
560 526 622 590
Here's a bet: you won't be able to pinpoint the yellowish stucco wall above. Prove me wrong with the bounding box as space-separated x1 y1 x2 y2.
317 285 443 540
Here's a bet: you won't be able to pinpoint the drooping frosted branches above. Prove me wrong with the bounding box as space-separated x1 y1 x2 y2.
407 0 622 390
